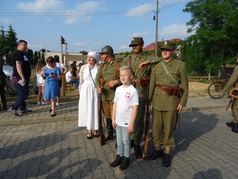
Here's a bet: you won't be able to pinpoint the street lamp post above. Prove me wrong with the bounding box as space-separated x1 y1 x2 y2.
155 0 159 56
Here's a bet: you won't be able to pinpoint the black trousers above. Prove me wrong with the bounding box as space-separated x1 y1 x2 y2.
0 84 7 108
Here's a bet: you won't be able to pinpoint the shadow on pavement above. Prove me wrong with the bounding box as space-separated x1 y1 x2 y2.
175 110 219 155
46 158 100 178
0 147 99 178
0 132 68 160
193 168 223 179
124 110 219 178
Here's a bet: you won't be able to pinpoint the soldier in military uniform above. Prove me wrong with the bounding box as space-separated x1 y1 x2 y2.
222 65 238 133
148 42 188 167
122 37 160 159
96 45 121 141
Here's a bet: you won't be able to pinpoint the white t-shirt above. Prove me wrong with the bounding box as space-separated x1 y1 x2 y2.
56 62 65 72
113 84 139 127
65 71 72 82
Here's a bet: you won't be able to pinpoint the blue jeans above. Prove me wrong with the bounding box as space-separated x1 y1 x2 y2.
69 79 79 88
116 125 131 158
12 83 29 111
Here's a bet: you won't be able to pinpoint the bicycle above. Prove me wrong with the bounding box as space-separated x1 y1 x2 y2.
208 78 228 99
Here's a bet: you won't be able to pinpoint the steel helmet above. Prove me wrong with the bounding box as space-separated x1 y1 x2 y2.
99 45 114 56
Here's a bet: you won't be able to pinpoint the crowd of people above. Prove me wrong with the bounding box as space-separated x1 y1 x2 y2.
2 36 238 171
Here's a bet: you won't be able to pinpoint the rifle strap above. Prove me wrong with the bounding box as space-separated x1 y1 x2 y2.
89 65 97 88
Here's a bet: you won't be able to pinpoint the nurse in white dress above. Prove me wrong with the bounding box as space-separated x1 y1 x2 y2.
78 52 99 139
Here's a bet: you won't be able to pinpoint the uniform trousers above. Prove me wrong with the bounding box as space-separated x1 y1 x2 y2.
152 109 177 154
133 98 146 145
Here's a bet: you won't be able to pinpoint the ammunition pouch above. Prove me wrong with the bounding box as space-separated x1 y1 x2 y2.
157 85 184 97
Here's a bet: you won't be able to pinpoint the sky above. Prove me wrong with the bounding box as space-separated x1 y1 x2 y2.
0 0 192 53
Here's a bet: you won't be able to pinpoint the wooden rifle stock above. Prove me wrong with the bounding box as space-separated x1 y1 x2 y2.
98 93 106 145
142 103 150 159
226 97 233 111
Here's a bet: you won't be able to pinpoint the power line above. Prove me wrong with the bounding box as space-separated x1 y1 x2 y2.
0 10 154 16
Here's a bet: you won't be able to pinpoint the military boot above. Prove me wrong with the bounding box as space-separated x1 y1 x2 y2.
105 118 114 141
134 145 142 159
231 123 238 133
162 154 172 167
147 150 164 160
226 121 235 128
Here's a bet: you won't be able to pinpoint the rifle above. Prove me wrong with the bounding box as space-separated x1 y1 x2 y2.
98 92 106 145
226 97 233 111
174 111 180 129
142 102 150 159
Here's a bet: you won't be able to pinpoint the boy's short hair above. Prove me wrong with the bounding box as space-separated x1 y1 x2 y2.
119 65 133 75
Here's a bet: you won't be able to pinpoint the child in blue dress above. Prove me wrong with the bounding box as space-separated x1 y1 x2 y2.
41 56 61 117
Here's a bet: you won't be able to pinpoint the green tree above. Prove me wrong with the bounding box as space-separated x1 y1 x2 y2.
5 25 17 53
183 0 238 75
0 25 7 53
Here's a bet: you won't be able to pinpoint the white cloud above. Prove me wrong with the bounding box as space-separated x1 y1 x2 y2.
17 0 63 12
126 3 154 17
160 23 192 40
64 1 100 25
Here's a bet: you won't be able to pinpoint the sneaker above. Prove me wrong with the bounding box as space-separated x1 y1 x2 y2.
41 102 47 105
20 109 33 113
119 157 130 170
226 121 235 128
56 102 59 107
110 155 123 167
50 113 56 117
8 107 22 117
231 123 238 133
37 102 41 106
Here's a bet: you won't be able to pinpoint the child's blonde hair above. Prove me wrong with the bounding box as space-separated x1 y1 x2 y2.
119 65 133 76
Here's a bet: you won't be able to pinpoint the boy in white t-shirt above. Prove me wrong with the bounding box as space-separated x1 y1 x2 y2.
110 66 139 170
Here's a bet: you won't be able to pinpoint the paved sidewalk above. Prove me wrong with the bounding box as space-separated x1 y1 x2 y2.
0 96 229 126
0 95 238 178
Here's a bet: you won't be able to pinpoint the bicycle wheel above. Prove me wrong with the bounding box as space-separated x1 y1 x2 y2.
208 81 225 99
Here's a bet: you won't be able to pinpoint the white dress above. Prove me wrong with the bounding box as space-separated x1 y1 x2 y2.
78 64 99 130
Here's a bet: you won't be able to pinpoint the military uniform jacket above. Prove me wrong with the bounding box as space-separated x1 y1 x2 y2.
149 59 188 111
122 53 159 100
223 66 238 93
96 59 120 101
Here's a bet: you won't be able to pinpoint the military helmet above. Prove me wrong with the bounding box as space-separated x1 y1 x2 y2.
129 37 144 47
99 45 114 56
160 41 175 51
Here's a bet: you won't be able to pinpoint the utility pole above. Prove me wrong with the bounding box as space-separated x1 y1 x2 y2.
155 0 159 56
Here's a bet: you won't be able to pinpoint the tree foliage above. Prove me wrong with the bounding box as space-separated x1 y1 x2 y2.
182 0 238 75
0 24 38 66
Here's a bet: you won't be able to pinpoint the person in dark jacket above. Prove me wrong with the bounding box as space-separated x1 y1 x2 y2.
0 52 7 110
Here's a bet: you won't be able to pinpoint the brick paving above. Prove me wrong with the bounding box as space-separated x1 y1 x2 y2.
0 97 237 178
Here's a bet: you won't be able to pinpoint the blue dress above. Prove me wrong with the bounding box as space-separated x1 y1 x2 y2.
44 67 61 100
